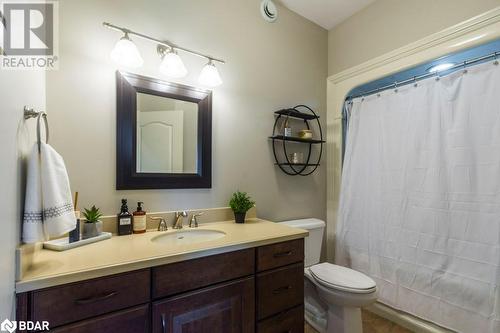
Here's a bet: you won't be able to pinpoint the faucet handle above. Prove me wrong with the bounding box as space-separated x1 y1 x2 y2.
150 216 168 231
189 212 204 228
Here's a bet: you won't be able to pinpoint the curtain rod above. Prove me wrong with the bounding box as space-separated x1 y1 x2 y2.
347 51 500 100
103 22 225 64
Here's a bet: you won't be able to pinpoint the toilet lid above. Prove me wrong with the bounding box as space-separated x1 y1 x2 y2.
309 263 376 294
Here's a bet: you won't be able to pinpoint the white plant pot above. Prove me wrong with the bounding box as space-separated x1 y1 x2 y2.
82 220 103 239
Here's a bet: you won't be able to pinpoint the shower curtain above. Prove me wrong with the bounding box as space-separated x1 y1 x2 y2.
336 60 500 333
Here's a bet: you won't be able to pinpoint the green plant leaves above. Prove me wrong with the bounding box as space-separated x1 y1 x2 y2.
229 191 255 214
83 205 103 223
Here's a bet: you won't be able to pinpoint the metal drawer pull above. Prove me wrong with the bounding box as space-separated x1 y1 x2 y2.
161 313 167 333
273 251 292 258
74 291 118 305
272 285 292 294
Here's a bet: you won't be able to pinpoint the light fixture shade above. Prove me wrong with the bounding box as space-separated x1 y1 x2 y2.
110 35 144 68
198 61 223 87
159 51 188 78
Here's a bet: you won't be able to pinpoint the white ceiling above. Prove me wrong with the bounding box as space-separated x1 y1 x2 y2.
278 0 375 30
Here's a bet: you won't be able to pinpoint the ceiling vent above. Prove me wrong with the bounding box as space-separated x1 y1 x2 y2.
260 0 278 23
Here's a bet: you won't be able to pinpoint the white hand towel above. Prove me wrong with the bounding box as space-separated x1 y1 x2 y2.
22 143 75 243
22 145 45 243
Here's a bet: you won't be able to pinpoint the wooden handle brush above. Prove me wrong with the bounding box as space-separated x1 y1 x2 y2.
73 191 79 210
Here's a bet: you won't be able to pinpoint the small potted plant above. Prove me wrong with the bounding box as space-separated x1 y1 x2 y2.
82 205 103 239
229 191 255 224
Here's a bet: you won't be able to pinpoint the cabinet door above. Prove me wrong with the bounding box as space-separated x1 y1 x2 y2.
152 277 254 333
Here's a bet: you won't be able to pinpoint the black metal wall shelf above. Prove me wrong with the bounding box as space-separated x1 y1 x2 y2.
269 135 325 144
270 105 323 176
274 108 320 120
275 163 321 167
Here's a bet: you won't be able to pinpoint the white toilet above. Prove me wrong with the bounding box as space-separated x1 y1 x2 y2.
281 218 377 333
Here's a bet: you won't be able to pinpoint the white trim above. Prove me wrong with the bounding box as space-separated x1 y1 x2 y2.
328 6 500 84
367 302 454 333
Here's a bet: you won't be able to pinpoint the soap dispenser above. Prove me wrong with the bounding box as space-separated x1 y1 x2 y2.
133 202 147 234
117 199 133 235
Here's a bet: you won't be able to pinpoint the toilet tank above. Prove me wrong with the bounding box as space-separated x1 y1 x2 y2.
280 218 325 267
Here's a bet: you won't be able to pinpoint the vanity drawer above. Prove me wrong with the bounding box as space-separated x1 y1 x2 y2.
50 304 149 333
31 269 150 328
257 305 304 333
257 239 304 272
257 263 304 320
152 248 255 299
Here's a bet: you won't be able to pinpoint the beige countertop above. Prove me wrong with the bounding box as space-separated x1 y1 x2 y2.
16 219 307 293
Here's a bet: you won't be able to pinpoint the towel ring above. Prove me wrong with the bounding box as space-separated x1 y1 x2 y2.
23 106 50 152
36 112 49 152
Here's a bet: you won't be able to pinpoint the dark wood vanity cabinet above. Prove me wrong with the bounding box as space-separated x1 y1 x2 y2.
152 248 255 299
152 277 255 333
257 263 304 320
17 239 304 333
31 269 150 327
49 305 150 333
256 239 304 271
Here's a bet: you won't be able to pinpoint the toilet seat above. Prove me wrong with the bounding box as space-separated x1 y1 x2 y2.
309 263 376 294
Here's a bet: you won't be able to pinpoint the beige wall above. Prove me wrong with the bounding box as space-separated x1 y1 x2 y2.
0 71 44 318
46 0 327 220
328 0 500 75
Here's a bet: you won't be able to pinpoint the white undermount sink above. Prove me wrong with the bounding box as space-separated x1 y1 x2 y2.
150 229 226 245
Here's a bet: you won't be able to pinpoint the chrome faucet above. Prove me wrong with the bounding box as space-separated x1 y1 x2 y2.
151 217 168 231
173 211 188 229
189 212 204 228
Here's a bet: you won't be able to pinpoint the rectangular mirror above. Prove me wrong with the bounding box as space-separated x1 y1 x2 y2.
116 71 212 189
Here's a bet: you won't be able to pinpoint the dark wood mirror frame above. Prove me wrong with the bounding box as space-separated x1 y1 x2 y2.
116 71 212 189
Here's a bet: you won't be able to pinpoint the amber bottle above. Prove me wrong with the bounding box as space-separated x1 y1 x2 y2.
133 202 147 234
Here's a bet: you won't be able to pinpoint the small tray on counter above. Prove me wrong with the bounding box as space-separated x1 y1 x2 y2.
43 232 112 251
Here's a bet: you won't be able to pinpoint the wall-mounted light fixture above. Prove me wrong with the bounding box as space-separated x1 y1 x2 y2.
199 60 223 87
110 33 144 68
103 22 225 87
157 45 188 78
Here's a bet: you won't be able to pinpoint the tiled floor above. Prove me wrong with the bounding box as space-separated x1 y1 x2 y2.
305 310 414 333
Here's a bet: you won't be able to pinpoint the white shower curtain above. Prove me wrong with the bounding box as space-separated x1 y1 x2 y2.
336 60 500 333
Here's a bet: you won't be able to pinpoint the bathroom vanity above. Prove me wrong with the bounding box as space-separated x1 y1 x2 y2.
16 219 307 333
